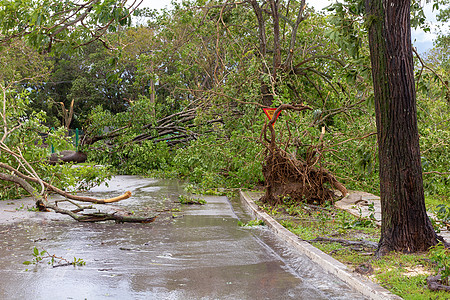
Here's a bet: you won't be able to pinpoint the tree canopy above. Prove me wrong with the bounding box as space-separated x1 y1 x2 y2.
0 0 449 248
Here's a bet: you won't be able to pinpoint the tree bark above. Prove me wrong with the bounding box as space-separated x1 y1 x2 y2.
365 0 439 254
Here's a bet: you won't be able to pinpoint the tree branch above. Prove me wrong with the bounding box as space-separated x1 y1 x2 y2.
308 236 378 249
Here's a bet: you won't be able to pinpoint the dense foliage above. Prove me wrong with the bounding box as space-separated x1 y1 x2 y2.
1 0 449 201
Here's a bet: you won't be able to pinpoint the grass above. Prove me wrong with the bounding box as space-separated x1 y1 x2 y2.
256 197 450 300
426 195 450 211
238 219 265 227
177 195 206 205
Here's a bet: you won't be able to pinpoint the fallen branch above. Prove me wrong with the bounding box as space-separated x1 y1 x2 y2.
0 162 130 204
307 236 378 249
0 172 39 199
0 168 154 223
45 202 157 223
427 275 450 292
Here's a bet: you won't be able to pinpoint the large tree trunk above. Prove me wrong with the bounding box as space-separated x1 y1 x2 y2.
365 0 439 254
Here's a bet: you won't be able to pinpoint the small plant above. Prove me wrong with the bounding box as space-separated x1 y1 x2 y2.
260 203 280 215
15 203 25 211
177 195 206 205
428 242 450 286
23 246 86 268
238 219 265 227
15 203 40 212
342 203 377 229
316 210 331 232
184 184 196 194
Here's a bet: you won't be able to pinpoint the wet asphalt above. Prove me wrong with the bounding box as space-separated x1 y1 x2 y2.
0 176 367 299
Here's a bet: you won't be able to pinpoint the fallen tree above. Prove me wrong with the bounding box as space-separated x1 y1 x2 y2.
0 164 156 223
82 102 223 148
1 80 155 223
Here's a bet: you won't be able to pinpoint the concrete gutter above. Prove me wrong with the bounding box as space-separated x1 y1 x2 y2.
240 190 403 300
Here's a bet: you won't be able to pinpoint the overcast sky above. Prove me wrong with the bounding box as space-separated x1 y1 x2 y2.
139 0 439 53
140 0 333 10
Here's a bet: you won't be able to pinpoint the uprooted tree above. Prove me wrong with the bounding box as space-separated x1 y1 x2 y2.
260 104 348 206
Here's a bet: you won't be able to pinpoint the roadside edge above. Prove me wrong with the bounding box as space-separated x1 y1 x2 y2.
239 190 402 300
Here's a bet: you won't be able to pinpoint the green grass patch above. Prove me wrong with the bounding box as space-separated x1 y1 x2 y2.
177 195 206 205
260 201 450 299
238 219 265 227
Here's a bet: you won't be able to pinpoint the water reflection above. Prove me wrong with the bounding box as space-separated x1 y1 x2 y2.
0 176 366 299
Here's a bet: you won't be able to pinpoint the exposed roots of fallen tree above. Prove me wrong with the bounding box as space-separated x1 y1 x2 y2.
261 149 348 205
260 104 347 206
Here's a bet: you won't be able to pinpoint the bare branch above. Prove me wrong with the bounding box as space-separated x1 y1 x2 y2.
413 47 450 94
0 162 131 204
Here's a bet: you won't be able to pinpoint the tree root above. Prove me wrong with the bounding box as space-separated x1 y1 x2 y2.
354 262 374 275
426 275 450 292
308 236 378 250
260 104 347 206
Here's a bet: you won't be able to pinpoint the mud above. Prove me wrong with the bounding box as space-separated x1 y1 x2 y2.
0 176 366 299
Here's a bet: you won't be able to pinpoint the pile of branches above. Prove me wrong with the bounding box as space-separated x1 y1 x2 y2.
260 104 348 206
82 104 223 148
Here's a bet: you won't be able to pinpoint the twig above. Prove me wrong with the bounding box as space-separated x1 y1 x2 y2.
413 47 450 94
423 171 450 175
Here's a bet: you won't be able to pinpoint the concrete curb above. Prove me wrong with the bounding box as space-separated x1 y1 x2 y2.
240 190 403 300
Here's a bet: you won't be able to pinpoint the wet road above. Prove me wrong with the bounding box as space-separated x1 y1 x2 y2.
0 176 366 299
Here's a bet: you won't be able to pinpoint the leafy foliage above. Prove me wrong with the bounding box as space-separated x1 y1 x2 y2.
429 242 450 285
177 195 206 205
0 0 136 53
238 219 265 227
1 0 449 209
23 246 86 267
0 78 111 200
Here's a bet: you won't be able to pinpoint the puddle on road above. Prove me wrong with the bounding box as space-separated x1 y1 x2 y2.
0 176 367 299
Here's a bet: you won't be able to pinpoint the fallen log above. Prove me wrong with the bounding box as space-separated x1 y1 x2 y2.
45 202 157 223
49 150 87 164
0 162 130 204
